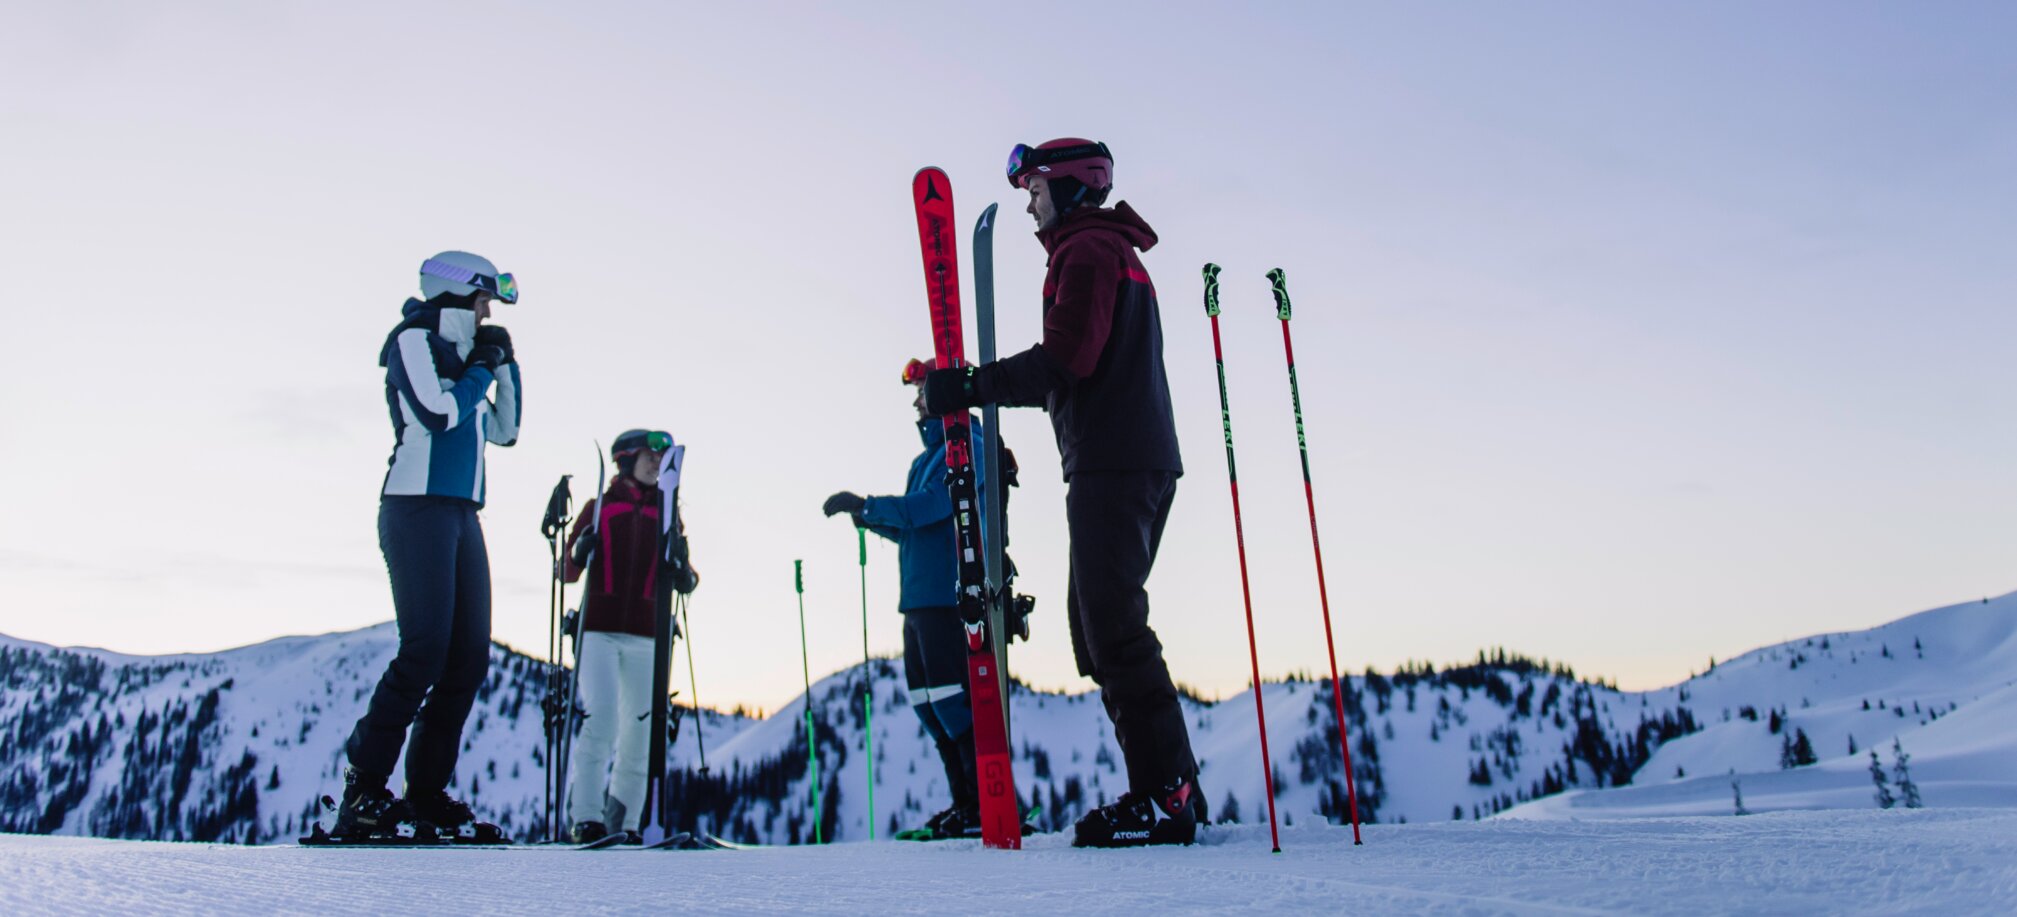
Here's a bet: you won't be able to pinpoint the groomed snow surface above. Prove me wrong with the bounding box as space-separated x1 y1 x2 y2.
4 809 2013 915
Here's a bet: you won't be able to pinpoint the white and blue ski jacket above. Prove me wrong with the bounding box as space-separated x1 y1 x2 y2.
378 299 521 505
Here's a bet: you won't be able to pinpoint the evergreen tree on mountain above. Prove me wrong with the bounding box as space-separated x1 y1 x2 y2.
1892 739 1922 809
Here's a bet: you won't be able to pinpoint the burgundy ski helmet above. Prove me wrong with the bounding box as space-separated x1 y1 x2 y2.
1006 138 1113 191
902 357 936 385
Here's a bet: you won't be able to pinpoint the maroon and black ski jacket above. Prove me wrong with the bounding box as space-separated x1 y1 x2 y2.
975 202 1183 480
561 475 678 638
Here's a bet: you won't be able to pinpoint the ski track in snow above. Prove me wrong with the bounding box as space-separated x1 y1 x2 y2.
4 810 2014 916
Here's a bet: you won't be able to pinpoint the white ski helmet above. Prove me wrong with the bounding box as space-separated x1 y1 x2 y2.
418 251 518 303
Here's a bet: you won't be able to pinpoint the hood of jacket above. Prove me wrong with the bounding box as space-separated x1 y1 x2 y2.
1036 201 1158 258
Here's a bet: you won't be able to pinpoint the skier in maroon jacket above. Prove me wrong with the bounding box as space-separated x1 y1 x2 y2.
558 429 697 844
920 138 1202 847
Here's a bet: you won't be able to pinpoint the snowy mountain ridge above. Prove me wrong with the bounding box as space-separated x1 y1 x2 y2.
3 593 2013 845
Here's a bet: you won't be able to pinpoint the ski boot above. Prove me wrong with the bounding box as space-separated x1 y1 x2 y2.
409 788 506 844
892 803 982 841
1072 777 1199 848
929 803 984 840
571 820 610 845
330 767 416 840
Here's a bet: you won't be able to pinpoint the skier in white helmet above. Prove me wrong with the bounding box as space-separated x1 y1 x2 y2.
333 251 523 842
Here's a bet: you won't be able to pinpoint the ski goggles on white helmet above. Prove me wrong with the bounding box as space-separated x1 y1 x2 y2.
420 258 519 304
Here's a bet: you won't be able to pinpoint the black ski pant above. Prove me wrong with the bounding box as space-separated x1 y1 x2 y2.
903 605 977 809
1065 470 1196 794
345 496 493 796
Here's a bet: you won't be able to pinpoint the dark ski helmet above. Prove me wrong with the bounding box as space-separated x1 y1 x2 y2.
1006 138 1113 192
420 251 518 304
611 429 673 459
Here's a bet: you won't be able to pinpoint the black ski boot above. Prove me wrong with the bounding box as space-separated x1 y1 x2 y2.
1072 777 1199 848
331 767 416 839
571 820 609 845
409 788 506 844
928 803 983 840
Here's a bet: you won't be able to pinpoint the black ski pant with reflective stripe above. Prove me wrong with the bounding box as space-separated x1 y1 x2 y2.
904 605 977 808
345 496 493 796
1065 470 1196 794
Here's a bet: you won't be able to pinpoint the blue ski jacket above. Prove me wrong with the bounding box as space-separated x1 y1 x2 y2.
860 418 998 612
378 299 522 505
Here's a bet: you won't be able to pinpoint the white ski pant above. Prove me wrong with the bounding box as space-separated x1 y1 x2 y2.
566 630 655 831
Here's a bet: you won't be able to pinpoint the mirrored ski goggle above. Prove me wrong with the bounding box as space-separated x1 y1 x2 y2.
615 431 674 456
420 259 519 304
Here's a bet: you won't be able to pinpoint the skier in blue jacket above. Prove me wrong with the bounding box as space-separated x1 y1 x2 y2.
822 358 1015 839
335 251 522 842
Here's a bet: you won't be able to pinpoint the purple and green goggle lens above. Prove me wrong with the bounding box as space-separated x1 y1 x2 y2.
1006 143 1034 187
420 259 519 304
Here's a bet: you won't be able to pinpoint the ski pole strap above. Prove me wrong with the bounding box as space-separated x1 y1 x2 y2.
1267 267 1293 320
1202 263 1221 317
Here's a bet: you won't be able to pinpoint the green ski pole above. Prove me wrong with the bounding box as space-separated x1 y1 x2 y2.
857 527 875 840
796 559 822 844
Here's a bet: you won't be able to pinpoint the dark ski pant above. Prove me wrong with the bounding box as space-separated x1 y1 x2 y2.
345 496 492 796
1065 470 1196 794
903 605 977 808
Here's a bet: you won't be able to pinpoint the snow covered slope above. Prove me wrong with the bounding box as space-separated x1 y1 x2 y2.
4 593 2014 845
1510 595 2017 819
3 811 2012 916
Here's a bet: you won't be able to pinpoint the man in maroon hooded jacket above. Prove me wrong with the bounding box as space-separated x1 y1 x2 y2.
921 138 1201 847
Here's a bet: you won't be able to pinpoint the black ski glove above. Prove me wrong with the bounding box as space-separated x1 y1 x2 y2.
671 562 700 595
465 345 507 373
823 491 866 518
920 366 979 415
475 325 515 364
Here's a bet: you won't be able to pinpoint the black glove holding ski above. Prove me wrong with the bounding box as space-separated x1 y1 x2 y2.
920 366 980 415
474 325 515 364
669 562 700 595
822 491 866 518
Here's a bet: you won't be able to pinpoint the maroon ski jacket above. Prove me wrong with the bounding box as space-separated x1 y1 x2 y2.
976 202 1183 479
561 475 672 638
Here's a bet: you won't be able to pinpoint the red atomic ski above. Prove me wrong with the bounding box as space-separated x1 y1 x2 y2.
911 167 1020 850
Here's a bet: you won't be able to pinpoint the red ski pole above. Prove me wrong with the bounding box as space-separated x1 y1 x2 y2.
1266 268 1363 845
1203 263 1282 853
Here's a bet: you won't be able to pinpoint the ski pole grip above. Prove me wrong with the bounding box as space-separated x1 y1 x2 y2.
1267 267 1292 321
857 527 867 566
1202 263 1222 317
540 475 572 539
795 559 804 594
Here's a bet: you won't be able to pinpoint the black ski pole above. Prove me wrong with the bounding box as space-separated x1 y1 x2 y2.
539 473 571 843
1203 263 1283 853
1266 268 1364 845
